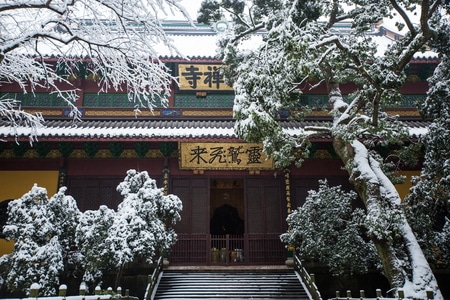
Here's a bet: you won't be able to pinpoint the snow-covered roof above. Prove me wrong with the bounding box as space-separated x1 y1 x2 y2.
156 21 438 59
0 119 430 142
29 20 439 60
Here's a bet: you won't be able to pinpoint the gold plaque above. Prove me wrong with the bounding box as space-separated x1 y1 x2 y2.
179 142 274 170
178 64 233 91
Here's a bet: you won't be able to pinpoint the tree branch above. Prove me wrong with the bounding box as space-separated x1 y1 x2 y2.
389 0 416 35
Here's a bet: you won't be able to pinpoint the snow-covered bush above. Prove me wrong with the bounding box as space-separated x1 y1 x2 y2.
1 170 182 295
114 169 182 259
403 53 450 269
76 169 182 287
0 185 81 296
76 205 117 287
281 180 379 276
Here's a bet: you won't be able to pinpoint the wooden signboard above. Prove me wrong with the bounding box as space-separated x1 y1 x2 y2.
178 64 233 91
179 142 274 170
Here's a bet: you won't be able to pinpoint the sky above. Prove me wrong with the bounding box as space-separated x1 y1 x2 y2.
175 0 203 20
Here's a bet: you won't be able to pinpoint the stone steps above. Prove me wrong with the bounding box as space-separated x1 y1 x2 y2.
154 270 310 299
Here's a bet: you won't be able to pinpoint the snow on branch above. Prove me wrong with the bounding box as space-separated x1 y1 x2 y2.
0 0 190 140
0 97 45 144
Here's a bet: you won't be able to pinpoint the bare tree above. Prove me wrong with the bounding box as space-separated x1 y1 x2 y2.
0 0 190 142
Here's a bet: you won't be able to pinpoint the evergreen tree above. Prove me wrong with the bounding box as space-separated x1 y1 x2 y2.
114 169 182 261
403 43 450 269
281 180 379 276
76 169 182 288
48 187 83 281
1 170 183 295
76 205 117 287
198 0 447 297
0 185 69 295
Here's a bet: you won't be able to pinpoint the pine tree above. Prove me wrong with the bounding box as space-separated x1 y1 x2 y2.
281 180 379 276
199 0 447 297
403 48 450 269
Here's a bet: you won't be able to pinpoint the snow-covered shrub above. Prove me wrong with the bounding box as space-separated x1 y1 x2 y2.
0 185 81 296
76 205 117 286
0 170 183 294
114 169 182 259
281 180 379 276
0 170 182 295
403 53 450 269
76 169 182 287
48 187 83 279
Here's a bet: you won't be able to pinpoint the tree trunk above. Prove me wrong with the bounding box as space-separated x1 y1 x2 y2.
332 136 443 299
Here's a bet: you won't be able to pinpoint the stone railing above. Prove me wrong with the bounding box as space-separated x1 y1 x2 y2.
293 254 323 300
333 289 435 300
143 256 164 300
16 282 139 300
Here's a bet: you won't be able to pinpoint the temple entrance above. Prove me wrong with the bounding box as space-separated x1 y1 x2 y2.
169 177 286 265
210 179 244 235
209 179 245 263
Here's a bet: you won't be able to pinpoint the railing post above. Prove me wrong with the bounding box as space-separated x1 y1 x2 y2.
376 289 382 299
29 283 40 298
79 282 87 295
346 290 352 299
426 290 434 299
360 290 365 299
226 234 230 263
59 284 67 297
244 233 249 264
398 289 404 299
336 290 340 299
207 234 211 264
95 286 101 295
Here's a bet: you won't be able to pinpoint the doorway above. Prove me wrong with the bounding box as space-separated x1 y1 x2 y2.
209 178 245 263
210 179 244 235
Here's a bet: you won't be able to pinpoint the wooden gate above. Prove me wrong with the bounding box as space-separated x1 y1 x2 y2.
169 233 286 265
169 177 287 265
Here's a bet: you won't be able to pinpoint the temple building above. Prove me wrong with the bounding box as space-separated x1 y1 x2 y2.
0 20 438 265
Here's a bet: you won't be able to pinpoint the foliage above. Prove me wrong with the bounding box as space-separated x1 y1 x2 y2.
0 170 182 295
0 0 190 142
281 180 379 276
403 50 450 269
0 186 81 296
76 169 182 287
199 0 448 297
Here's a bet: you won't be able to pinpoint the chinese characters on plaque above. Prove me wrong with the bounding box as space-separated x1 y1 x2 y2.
178 64 233 91
179 142 274 170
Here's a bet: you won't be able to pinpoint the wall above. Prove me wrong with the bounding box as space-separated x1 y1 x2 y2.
0 170 59 255
395 170 421 200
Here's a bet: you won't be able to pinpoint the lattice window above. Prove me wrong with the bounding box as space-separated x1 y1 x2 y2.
299 94 423 108
0 92 67 107
174 93 234 108
67 177 123 211
83 93 165 108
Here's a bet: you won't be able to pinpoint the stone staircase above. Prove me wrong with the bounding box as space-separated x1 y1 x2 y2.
153 269 311 299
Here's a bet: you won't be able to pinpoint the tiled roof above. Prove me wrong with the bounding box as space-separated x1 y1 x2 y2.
0 119 430 142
